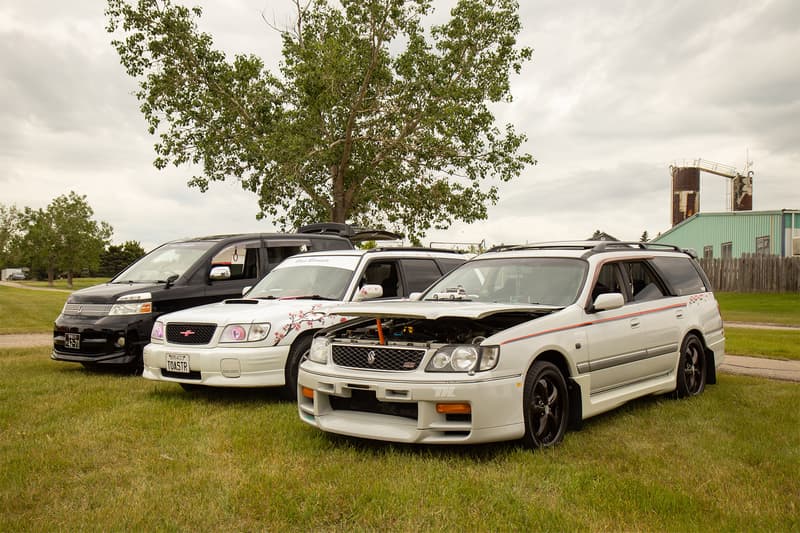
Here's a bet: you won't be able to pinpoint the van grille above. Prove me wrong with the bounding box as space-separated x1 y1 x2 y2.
62 303 113 316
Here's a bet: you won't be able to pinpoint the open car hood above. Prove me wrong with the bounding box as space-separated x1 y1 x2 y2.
328 300 561 320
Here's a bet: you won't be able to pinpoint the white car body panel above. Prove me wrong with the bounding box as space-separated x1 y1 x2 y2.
298 244 726 445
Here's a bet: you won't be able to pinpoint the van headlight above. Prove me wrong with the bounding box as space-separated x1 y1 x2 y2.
426 345 500 372
308 337 332 363
109 293 153 315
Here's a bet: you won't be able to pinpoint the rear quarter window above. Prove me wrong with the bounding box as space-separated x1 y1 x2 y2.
650 257 708 296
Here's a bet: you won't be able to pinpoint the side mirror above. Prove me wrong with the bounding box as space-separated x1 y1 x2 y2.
209 266 231 281
408 292 422 301
242 286 252 296
592 292 624 312
354 284 383 302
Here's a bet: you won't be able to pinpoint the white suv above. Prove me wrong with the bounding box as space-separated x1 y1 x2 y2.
142 248 465 397
298 242 725 448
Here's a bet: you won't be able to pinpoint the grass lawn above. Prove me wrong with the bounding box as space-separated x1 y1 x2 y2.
716 292 800 325
0 286 68 334
725 327 800 361
1 347 798 531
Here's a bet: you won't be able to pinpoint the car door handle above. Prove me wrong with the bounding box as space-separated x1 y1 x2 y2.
630 318 640 328
675 309 684 319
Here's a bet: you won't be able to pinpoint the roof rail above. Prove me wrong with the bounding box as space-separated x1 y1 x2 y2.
485 240 695 257
367 246 465 254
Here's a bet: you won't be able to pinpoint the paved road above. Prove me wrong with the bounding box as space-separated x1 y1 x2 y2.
3 331 798 383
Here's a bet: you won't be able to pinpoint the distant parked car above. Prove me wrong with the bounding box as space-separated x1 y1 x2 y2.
298 241 725 449
142 247 466 398
8 272 26 280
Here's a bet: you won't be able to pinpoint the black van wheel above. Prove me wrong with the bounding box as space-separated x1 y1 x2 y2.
284 335 313 401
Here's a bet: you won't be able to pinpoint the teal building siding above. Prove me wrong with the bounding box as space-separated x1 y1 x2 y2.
652 210 800 258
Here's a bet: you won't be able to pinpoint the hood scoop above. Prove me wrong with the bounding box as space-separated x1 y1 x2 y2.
224 299 259 305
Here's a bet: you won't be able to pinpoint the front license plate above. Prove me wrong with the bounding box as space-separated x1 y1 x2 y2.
65 333 80 349
166 353 190 373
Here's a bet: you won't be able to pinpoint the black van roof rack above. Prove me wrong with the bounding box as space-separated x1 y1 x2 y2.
297 222 402 243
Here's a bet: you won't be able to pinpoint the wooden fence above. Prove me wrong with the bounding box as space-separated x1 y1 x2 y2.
698 255 800 293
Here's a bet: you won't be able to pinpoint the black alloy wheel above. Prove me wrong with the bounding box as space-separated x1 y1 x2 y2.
676 334 707 398
522 360 569 449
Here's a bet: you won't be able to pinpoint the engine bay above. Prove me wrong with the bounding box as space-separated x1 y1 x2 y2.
328 311 549 346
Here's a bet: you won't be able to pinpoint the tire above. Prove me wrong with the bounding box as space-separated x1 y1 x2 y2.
522 360 569 449
179 383 204 392
283 335 313 401
675 334 706 398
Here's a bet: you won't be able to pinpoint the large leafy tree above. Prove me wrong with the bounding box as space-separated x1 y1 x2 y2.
0 204 22 268
106 0 534 240
99 240 146 277
15 192 113 286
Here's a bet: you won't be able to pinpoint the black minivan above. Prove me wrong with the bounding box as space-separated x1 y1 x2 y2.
52 227 365 370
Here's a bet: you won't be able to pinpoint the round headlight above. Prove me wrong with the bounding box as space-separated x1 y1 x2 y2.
430 351 451 369
451 346 478 371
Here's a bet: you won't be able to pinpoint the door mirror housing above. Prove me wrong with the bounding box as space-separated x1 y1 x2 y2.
209 266 231 281
354 284 383 302
592 292 624 312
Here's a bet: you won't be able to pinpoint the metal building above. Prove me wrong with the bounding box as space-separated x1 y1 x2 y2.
652 209 800 259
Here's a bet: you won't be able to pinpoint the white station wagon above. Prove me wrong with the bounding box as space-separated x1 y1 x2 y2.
297 242 725 448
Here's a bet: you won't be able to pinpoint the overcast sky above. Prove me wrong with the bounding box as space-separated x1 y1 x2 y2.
1 0 798 251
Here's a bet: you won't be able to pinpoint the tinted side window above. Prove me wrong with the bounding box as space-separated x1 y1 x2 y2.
401 259 444 294
436 258 466 275
622 261 665 302
591 263 625 301
267 246 304 269
651 257 707 295
211 242 260 281
362 261 400 298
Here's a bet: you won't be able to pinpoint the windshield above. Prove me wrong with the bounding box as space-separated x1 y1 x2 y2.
113 242 213 283
424 257 588 306
246 255 359 300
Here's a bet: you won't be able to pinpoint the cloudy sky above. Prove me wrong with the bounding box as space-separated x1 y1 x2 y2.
1 0 798 251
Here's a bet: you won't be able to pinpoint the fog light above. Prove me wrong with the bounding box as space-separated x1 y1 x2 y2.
220 358 241 378
436 403 471 414
116 337 126 348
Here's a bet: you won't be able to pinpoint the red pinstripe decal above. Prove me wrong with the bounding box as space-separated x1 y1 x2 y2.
500 301 688 346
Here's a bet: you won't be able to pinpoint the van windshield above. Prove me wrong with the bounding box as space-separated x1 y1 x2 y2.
113 242 213 283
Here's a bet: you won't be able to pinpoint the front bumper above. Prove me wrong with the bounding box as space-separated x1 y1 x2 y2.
52 314 151 365
142 342 291 387
297 362 526 445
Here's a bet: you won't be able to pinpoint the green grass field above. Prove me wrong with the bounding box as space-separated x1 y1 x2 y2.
1 286 799 359
715 291 800 325
1 347 797 531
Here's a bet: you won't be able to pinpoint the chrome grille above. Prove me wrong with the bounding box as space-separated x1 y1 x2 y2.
62 303 113 316
166 323 216 345
331 344 425 371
